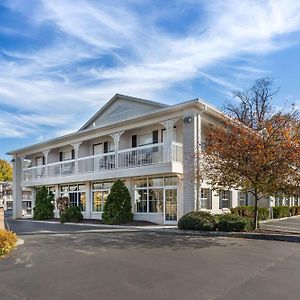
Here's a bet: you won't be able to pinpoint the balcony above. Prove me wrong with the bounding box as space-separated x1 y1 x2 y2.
22 142 183 184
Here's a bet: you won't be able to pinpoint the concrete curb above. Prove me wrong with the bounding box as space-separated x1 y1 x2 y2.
162 228 300 243
13 219 176 230
260 215 300 224
16 238 24 246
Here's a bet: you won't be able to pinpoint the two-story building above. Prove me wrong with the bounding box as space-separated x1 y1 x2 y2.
8 94 295 224
0 181 32 216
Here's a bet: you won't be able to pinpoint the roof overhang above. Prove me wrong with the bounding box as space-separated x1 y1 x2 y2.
7 97 226 156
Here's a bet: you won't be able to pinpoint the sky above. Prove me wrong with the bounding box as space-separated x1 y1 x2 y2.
1 0 300 160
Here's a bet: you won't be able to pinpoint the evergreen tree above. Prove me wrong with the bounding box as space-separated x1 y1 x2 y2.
102 180 133 224
33 186 55 220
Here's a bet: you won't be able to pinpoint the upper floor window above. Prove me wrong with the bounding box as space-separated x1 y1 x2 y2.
59 150 75 161
138 132 153 146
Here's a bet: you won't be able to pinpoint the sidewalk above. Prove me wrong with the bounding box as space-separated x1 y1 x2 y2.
260 215 300 235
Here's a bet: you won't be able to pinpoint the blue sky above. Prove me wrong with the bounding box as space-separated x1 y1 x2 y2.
1 0 300 160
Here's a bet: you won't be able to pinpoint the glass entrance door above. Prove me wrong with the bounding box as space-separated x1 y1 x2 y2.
164 188 177 224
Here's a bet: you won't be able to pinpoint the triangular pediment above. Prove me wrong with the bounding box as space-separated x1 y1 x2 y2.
79 94 168 130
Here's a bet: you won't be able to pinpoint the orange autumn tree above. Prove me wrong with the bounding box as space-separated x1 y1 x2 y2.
202 112 300 229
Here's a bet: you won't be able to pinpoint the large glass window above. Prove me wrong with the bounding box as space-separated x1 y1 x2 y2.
134 176 177 213
294 196 299 206
91 181 113 212
60 184 86 212
149 189 163 212
135 189 148 212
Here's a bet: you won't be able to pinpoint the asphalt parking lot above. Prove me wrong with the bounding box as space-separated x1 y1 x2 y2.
1 220 300 300
261 216 300 234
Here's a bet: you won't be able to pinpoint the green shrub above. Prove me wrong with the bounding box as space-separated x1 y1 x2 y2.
178 211 217 231
60 206 83 223
290 206 297 216
33 186 54 220
217 214 254 232
102 180 133 225
230 206 269 220
0 229 17 257
295 206 300 215
56 196 70 215
273 206 290 219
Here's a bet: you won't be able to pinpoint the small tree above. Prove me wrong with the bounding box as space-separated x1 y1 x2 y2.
33 186 54 220
202 113 300 230
0 159 12 182
56 196 70 215
102 180 133 225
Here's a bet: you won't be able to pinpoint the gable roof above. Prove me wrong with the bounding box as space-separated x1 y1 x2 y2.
7 95 226 156
79 94 169 131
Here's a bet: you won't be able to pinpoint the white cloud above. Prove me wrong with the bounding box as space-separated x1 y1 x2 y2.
1 0 300 140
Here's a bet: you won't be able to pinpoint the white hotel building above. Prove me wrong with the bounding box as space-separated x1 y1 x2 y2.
8 94 288 224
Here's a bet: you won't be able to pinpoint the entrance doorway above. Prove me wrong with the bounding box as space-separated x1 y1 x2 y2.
164 188 177 224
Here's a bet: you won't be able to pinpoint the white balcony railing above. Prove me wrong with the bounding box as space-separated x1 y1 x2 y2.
118 143 164 169
172 142 183 162
22 142 182 182
78 152 116 174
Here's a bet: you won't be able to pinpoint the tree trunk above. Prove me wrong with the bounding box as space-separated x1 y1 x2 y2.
254 190 259 230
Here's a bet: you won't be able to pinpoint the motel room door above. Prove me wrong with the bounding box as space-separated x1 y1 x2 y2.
164 188 177 224
93 143 104 172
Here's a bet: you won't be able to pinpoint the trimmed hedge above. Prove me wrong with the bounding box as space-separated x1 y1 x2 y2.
216 214 254 232
230 206 269 221
273 206 290 219
0 229 17 257
178 211 217 231
178 212 254 232
60 206 83 223
290 206 300 216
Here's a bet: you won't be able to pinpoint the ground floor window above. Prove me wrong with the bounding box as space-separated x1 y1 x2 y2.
91 181 113 212
199 188 212 209
22 200 32 215
238 191 247 206
61 184 86 211
285 197 290 206
295 196 299 206
219 190 231 209
275 196 283 207
134 176 177 213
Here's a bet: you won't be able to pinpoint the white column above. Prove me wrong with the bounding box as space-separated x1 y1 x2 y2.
182 112 202 214
71 142 82 174
30 187 36 216
42 149 51 177
54 184 60 218
110 131 125 168
12 155 23 219
85 182 91 219
161 118 178 162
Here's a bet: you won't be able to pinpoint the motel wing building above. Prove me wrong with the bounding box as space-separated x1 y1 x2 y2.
8 94 287 224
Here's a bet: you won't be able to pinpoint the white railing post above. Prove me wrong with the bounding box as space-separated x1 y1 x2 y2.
110 131 125 169
71 142 82 174
42 149 51 178
20 156 25 182
161 118 178 162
